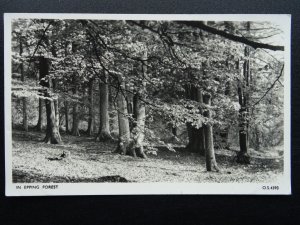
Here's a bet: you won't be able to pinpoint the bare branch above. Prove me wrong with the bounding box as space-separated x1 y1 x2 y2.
176 21 284 51
252 64 284 107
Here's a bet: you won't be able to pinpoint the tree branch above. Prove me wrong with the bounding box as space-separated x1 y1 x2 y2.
176 21 284 51
252 64 284 107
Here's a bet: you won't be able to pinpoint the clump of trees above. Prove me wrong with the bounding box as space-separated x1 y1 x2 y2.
11 18 285 171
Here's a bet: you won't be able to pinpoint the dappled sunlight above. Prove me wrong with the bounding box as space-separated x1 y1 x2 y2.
12 130 283 183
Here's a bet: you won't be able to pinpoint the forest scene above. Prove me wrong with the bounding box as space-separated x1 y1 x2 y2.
10 18 286 183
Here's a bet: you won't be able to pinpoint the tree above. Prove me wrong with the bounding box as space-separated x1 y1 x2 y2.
131 51 148 158
96 71 112 141
176 21 284 51
202 61 220 171
86 78 95 136
71 42 81 136
35 98 44 131
39 56 61 144
64 99 70 133
115 73 132 155
236 22 251 164
10 18 285 172
19 36 28 132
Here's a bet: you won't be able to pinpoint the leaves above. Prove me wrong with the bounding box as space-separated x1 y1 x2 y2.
11 19 284 149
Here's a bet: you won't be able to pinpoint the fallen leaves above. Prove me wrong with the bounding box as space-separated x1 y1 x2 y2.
12 130 283 183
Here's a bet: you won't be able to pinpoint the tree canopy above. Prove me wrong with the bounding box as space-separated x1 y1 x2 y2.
11 18 285 171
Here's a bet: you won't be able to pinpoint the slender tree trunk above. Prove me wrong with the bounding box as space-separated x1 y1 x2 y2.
72 85 80 136
96 72 112 141
201 61 219 172
203 94 219 172
64 100 69 133
87 79 94 136
130 52 148 158
44 96 62 144
35 99 43 131
115 74 132 155
22 95 28 131
54 98 60 129
131 93 147 158
237 22 251 164
127 95 134 131
71 42 80 136
20 38 28 131
39 56 61 144
35 57 43 131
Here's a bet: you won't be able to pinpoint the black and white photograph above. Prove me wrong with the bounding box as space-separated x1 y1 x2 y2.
4 14 291 195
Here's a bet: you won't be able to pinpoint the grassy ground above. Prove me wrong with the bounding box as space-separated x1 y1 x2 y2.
11 129 284 183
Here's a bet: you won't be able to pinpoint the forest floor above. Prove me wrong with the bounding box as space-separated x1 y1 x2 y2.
11 129 284 183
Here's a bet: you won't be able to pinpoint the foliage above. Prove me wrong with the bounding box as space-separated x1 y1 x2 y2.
11 19 285 150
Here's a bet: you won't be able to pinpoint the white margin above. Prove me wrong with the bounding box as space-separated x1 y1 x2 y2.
4 13 291 196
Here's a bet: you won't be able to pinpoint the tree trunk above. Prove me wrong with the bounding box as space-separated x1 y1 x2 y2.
131 93 147 158
35 56 43 131
20 38 28 132
87 79 94 136
201 59 219 172
35 99 43 131
130 52 148 158
114 50 147 158
22 96 28 131
203 94 219 172
39 56 61 144
237 22 251 164
132 94 138 129
44 97 62 144
127 95 134 131
115 74 132 155
96 72 112 141
54 98 60 129
64 100 69 133
72 85 80 136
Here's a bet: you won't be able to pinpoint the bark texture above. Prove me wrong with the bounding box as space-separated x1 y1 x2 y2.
130 54 148 158
115 74 132 155
203 94 219 172
131 93 147 158
96 72 112 141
